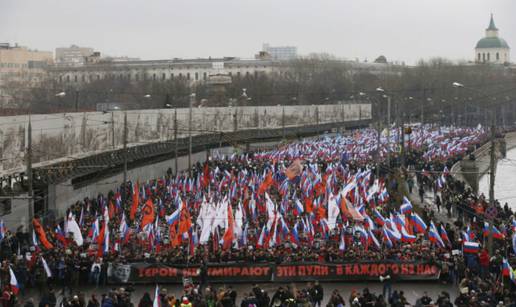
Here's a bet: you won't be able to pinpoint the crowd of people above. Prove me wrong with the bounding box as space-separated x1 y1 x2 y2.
1 125 516 306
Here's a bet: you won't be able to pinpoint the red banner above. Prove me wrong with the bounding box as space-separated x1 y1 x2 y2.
107 261 440 284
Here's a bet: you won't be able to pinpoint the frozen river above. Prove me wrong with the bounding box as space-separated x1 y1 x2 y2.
479 147 516 211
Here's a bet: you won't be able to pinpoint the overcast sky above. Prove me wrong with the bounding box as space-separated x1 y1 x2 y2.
1 0 515 64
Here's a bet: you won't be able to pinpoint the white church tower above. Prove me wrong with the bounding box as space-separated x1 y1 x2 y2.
475 14 510 64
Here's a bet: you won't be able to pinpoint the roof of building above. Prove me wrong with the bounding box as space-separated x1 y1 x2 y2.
487 14 498 31
475 37 510 49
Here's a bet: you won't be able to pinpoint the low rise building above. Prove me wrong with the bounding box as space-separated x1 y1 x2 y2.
0 43 53 105
50 57 277 85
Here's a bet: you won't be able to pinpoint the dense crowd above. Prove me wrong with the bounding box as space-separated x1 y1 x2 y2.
1 125 516 306
0 281 462 307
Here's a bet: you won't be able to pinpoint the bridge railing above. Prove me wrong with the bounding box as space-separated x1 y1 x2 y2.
0 103 370 180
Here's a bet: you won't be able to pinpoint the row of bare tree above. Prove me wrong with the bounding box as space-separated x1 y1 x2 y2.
3 55 516 126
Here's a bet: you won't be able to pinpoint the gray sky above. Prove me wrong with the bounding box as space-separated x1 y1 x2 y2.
1 0 515 64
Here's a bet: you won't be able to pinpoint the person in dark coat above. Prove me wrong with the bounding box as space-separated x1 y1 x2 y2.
310 282 323 307
138 293 153 307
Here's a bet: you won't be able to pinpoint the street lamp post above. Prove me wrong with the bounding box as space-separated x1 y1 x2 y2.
188 93 195 177
376 87 392 167
453 81 497 256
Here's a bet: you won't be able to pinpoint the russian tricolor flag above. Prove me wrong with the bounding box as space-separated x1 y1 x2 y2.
166 207 181 225
368 229 381 249
9 266 19 295
502 258 511 277
91 218 100 242
103 225 110 255
0 220 6 241
411 213 427 233
256 225 267 248
373 209 385 226
291 222 300 245
463 241 480 254
382 227 393 248
428 222 445 248
400 197 413 214
440 225 451 247
153 285 161 307
513 233 516 255
294 198 304 216
482 222 505 239
401 225 416 243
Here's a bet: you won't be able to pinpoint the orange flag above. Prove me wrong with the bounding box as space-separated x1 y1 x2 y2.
140 199 155 230
222 204 234 250
169 224 180 248
108 201 115 219
258 172 273 195
33 218 53 250
202 162 210 188
178 206 192 235
130 182 139 221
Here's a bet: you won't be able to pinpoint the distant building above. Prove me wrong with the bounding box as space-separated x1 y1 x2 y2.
261 43 297 61
102 56 141 62
475 14 510 64
0 43 53 104
49 57 276 85
55 45 94 66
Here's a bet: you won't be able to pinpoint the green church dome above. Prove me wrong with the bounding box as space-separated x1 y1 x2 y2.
475 37 510 49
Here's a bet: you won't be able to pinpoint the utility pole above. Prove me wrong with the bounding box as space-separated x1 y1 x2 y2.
400 112 406 169
174 109 178 175
376 121 381 179
487 110 496 256
111 111 115 150
386 96 391 167
421 89 426 124
233 109 238 132
282 106 285 139
188 93 195 177
123 112 128 199
27 116 34 227
74 90 79 112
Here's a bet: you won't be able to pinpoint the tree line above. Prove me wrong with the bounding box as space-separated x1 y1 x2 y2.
3 55 516 126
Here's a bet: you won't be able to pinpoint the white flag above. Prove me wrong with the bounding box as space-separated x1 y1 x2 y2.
41 257 52 277
66 215 84 246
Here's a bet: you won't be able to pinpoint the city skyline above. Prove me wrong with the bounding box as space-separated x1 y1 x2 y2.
1 0 515 64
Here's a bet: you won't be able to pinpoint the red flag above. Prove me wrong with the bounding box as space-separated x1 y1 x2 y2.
130 182 139 221
305 197 314 214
